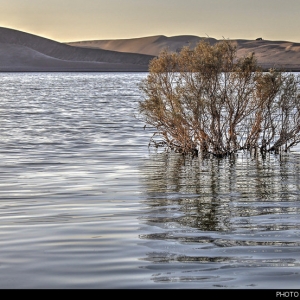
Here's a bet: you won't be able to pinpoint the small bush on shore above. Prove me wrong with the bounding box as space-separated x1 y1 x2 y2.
139 39 300 158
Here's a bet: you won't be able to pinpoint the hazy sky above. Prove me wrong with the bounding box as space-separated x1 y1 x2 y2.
0 0 299 42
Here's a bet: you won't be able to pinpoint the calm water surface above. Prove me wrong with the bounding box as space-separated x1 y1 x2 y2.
0 72 300 289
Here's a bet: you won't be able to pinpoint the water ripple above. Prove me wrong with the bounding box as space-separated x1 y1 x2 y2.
1 72 300 289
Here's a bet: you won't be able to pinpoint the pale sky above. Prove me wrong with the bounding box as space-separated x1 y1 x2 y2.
0 0 299 43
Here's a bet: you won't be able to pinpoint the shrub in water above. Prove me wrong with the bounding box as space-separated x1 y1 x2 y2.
139 39 300 157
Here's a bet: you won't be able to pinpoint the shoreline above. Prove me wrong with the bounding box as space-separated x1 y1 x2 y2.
1 69 299 73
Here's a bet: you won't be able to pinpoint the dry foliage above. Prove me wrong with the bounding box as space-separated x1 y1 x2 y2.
139 39 300 158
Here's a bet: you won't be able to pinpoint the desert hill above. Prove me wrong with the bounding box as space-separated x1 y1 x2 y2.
0 27 154 71
68 35 300 71
67 35 217 56
0 27 300 72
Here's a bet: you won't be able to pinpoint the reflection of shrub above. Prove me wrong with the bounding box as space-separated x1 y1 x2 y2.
139 40 300 158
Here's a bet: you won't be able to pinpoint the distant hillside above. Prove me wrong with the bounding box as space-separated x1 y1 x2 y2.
67 35 217 56
67 36 300 71
0 27 154 71
0 27 300 72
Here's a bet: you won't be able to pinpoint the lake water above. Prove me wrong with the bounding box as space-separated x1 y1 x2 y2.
0 72 300 289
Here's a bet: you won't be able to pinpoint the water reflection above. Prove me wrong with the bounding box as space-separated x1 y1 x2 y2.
141 151 300 232
137 152 300 287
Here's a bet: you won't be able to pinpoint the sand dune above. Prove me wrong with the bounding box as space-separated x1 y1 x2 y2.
0 43 149 72
231 39 300 71
0 26 300 72
0 27 154 71
68 36 300 71
67 35 217 56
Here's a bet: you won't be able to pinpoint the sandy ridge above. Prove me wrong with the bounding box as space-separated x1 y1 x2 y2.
1 26 300 72
0 27 154 72
68 36 300 71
